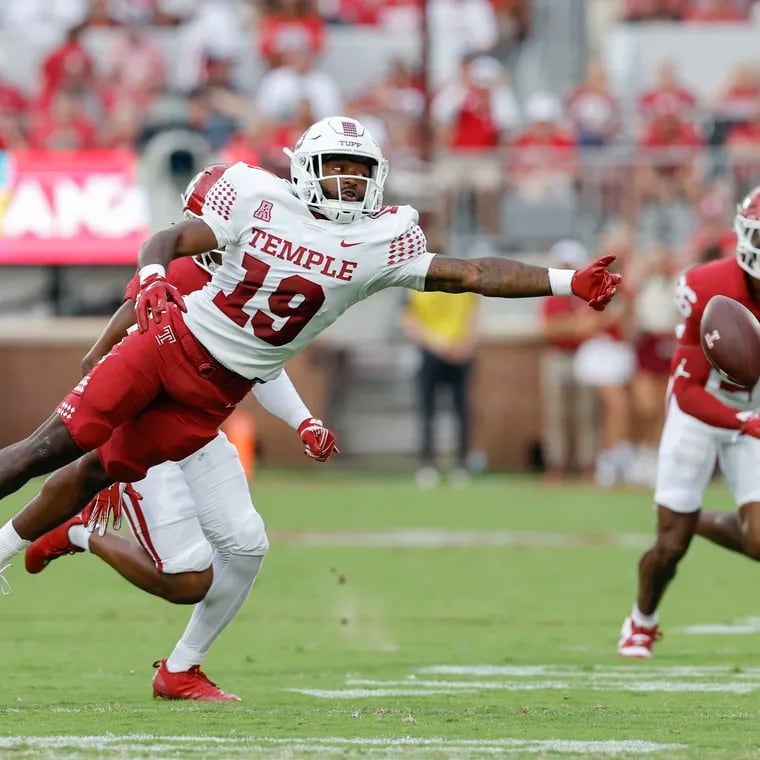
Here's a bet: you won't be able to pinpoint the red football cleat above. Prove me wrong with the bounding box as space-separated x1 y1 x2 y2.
617 615 662 659
24 515 85 574
152 659 241 702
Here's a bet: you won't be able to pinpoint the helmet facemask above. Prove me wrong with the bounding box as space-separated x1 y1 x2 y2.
191 249 222 274
735 211 760 278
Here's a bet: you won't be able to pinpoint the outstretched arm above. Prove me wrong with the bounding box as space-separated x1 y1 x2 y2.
425 257 551 296
424 254 620 310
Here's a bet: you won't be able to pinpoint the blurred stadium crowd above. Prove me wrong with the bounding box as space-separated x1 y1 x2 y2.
1 2 758 265
1 0 759 481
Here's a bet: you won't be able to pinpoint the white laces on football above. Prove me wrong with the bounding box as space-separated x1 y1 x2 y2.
0 564 11 595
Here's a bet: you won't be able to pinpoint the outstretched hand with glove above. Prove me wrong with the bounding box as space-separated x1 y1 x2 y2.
570 255 622 311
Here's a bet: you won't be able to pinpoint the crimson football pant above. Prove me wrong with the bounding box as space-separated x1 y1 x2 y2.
56 306 253 482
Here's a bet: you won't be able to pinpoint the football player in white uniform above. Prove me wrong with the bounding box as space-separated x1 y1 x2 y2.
20 165 338 700
0 117 621 626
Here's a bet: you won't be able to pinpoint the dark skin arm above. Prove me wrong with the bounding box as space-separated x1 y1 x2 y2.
135 218 219 331
138 218 218 270
80 300 138 375
424 256 552 297
138 221 616 310
141 221 551 296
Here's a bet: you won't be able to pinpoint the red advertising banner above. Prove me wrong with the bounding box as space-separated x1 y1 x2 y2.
0 150 149 265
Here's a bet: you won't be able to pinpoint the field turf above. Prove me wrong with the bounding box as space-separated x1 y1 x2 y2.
1 470 759 758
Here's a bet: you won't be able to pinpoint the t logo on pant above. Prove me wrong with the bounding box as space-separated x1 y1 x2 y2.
155 325 177 346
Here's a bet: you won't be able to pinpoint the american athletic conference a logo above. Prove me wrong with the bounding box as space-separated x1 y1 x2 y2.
253 200 273 222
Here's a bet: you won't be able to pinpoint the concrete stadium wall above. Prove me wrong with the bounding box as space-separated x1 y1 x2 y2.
0 319 541 471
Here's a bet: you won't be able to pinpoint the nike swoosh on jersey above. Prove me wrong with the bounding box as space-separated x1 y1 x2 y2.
340 240 363 248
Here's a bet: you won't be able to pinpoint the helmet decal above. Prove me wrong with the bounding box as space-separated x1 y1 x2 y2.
341 120 359 138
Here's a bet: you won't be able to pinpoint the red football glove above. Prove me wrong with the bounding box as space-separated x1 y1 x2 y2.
135 273 186 333
297 417 340 462
571 254 622 311
83 483 142 536
740 413 760 439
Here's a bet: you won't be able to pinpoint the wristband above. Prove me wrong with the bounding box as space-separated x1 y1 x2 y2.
548 268 575 296
139 264 166 284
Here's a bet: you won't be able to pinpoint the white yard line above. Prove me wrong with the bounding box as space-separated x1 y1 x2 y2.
350 677 760 692
289 687 477 697
287 664 760 698
271 529 651 549
291 681 756 696
675 617 760 634
0 735 687 757
417 664 760 677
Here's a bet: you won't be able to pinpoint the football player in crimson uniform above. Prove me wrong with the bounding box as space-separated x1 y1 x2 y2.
0 116 620 607
23 164 338 701
617 187 760 659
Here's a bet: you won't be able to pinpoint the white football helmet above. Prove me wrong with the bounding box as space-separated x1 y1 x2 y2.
735 186 760 278
182 163 230 273
285 116 389 224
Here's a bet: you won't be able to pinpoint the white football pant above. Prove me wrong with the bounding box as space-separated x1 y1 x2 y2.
655 398 760 513
121 431 269 573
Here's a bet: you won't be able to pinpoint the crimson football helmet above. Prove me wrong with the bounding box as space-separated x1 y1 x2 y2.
284 117 388 224
735 186 760 278
182 163 231 274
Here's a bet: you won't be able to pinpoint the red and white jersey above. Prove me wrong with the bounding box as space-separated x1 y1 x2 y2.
673 256 760 412
183 163 435 380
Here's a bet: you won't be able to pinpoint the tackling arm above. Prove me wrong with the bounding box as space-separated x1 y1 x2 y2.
134 219 218 332
424 254 620 310
137 218 218 272
80 300 137 375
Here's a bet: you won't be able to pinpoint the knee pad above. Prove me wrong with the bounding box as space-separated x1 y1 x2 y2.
221 511 269 556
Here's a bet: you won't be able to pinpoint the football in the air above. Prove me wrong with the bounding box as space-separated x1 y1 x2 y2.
700 294 760 388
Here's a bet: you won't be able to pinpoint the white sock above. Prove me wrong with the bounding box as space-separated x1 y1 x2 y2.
632 604 658 628
0 521 30 565
165 552 264 673
67 524 90 551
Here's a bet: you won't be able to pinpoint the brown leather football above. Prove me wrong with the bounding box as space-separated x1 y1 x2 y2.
700 294 760 388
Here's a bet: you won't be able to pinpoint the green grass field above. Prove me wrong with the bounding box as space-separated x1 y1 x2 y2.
1 470 759 758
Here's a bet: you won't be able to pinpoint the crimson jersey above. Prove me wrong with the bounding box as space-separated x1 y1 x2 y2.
671 257 760 426
125 257 211 302
182 163 435 381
